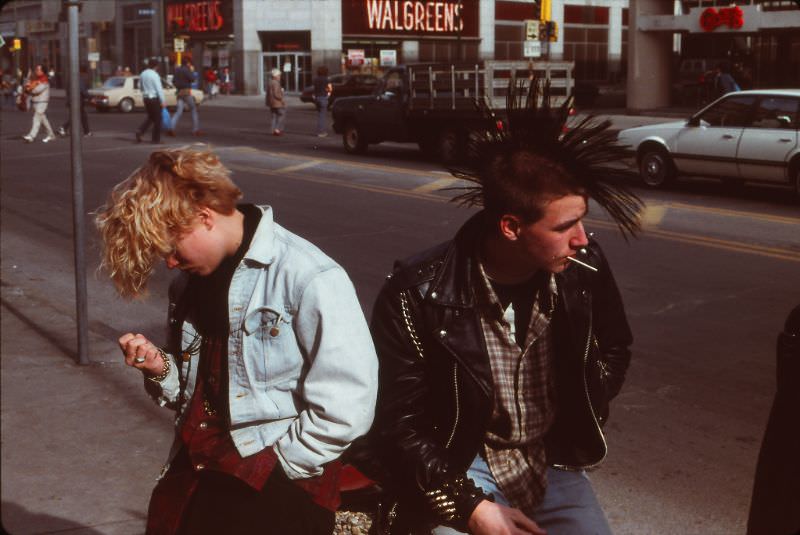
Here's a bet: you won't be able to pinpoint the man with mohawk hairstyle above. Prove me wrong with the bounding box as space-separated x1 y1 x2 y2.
361 81 642 534
95 147 378 535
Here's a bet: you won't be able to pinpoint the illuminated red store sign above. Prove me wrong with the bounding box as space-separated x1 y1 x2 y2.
699 6 744 32
342 0 479 37
165 0 233 37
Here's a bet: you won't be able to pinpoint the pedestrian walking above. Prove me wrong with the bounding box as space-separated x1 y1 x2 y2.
219 67 232 95
312 66 332 137
22 64 56 143
134 58 166 144
715 61 740 97
95 146 378 535
168 58 202 137
204 67 218 99
0 68 14 109
266 68 286 136
57 65 91 137
352 82 642 534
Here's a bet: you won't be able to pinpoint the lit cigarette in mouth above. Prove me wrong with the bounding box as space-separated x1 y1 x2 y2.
567 256 598 272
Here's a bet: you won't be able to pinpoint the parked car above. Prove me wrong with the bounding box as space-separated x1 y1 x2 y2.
300 73 379 109
617 89 800 198
88 75 204 113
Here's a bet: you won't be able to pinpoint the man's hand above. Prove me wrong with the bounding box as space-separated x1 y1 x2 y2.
119 333 165 376
467 500 545 535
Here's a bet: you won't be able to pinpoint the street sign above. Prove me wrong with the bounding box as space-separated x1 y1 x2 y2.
524 40 542 58
87 52 100 62
524 20 537 41
0 36 5 49
174 37 185 52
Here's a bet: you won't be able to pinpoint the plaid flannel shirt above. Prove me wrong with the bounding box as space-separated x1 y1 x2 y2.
476 260 557 515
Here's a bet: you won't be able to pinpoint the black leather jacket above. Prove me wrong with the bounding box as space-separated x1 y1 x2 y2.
362 212 633 533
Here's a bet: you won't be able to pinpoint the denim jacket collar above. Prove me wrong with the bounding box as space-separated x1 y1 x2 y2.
242 205 277 267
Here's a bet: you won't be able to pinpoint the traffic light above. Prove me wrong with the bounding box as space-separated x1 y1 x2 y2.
547 21 558 42
12 38 21 50
540 0 552 22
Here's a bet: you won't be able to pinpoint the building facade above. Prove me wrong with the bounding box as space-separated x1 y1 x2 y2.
1 0 796 106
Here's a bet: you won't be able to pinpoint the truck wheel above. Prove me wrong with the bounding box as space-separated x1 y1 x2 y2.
118 98 134 113
343 123 367 154
638 146 675 188
438 128 463 164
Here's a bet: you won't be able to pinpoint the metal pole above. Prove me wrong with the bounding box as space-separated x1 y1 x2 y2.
66 0 90 366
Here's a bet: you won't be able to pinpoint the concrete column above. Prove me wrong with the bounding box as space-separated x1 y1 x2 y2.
310 0 342 77
233 0 263 95
478 0 494 61
608 4 622 80
549 0 564 60
627 0 673 112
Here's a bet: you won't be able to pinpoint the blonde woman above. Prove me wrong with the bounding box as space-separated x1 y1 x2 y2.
95 147 377 534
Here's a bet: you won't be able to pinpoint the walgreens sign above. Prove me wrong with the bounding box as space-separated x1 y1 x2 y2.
342 0 479 37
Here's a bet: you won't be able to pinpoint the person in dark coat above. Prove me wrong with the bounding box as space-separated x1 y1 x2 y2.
747 304 800 535
357 83 643 534
58 65 91 137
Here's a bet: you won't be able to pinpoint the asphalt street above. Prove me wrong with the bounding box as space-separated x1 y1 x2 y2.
1 96 799 534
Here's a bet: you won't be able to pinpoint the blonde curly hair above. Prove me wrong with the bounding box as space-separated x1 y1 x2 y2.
95 146 242 298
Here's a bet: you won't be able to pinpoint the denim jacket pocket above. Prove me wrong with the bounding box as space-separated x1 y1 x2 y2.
243 305 299 385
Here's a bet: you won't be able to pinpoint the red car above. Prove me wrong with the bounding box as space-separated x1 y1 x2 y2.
300 73 378 109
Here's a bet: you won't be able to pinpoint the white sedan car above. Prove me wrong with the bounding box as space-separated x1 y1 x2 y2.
617 89 800 198
88 75 204 113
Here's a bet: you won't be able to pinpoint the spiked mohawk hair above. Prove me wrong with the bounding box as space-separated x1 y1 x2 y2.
448 77 643 239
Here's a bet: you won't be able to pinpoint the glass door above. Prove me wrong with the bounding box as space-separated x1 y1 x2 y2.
262 52 311 94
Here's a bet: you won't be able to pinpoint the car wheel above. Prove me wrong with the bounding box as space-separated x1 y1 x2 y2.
793 165 800 201
438 128 463 164
343 122 367 154
118 98 134 113
638 146 675 188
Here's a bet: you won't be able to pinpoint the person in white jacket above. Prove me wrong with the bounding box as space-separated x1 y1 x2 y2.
23 65 56 143
95 146 379 534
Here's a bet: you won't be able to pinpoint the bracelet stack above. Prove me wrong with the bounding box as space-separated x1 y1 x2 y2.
147 351 171 383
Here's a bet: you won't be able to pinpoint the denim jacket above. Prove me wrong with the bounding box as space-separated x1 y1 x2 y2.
146 206 378 480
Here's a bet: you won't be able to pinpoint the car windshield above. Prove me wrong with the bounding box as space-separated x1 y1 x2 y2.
102 77 126 88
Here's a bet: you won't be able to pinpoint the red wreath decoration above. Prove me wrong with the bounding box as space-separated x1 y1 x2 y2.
700 6 744 32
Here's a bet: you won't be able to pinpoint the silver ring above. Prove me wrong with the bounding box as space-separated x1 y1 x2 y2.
134 356 146 364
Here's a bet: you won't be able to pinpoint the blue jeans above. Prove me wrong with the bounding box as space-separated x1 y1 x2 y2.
315 95 328 133
432 454 612 535
270 107 286 132
171 93 199 133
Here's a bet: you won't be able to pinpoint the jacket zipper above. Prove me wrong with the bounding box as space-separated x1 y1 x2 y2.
445 362 459 449
552 310 607 471
400 291 460 450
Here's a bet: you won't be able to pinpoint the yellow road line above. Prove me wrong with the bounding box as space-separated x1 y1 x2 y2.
587 219 800 263
663 201 800 225
229 162 800 263
412 177 462 194
227 163 448 203
222 145 444 179
275 160 322 174
641 204 668 227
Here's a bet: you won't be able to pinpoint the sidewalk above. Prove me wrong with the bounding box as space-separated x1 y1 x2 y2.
1 231 172 534
47 88 691 125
